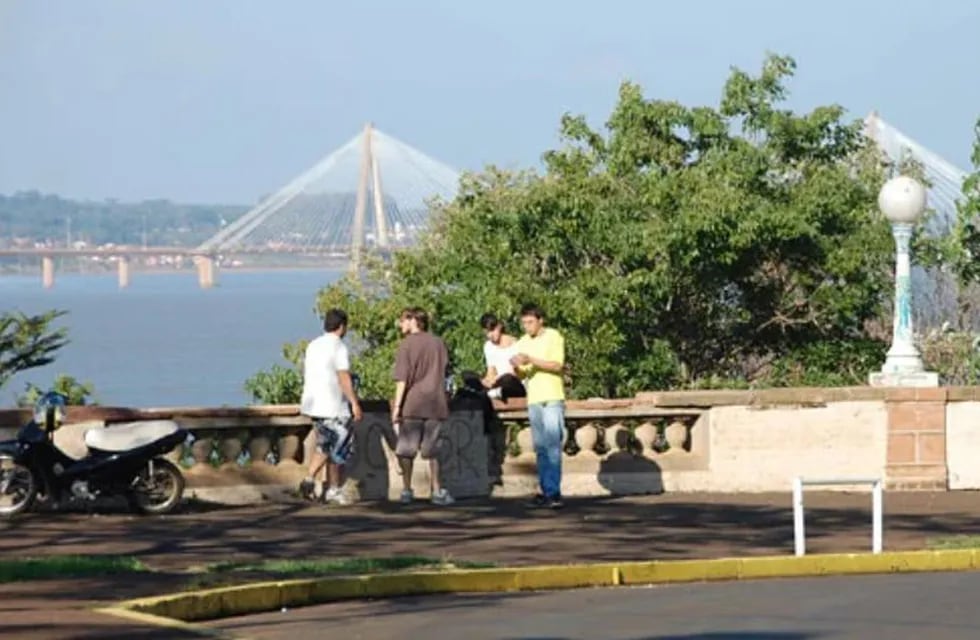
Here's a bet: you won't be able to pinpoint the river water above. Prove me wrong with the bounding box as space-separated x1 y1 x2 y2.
0 270 341 408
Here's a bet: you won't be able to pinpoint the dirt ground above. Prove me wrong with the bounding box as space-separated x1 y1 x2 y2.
1 490 978 639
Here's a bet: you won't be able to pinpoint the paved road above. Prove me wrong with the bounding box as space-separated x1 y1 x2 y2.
211 571 980 640
4 491 980 639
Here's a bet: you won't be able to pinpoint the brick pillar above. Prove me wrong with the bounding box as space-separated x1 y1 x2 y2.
885 388 948 490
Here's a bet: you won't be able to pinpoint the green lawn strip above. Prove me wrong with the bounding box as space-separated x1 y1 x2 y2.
0 555 146 583
187 555 496 589
927 535 980 550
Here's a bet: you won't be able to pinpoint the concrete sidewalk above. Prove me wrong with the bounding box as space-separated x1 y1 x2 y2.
1 491 978 638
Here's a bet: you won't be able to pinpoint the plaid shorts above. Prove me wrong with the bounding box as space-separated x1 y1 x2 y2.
313 416 354 464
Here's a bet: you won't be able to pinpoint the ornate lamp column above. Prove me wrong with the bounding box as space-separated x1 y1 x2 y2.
869 176 939 387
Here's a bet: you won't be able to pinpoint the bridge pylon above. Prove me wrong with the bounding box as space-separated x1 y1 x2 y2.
193 122 461 273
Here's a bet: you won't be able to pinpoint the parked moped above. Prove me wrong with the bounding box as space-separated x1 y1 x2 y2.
0 392 187 517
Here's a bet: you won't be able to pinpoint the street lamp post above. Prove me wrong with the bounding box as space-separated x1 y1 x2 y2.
869 175 939 387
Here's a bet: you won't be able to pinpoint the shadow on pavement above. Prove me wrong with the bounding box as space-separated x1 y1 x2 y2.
2 492 978 580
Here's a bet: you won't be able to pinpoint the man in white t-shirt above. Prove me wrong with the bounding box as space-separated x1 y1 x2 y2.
299 308 362 505
480 313 525 400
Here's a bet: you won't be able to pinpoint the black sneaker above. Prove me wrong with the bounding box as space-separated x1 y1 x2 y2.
298 478 315 501
546 496 564 510
526 494 548 508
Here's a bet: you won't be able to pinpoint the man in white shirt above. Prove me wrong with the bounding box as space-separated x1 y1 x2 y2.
299 308 362 505
480 313 526 400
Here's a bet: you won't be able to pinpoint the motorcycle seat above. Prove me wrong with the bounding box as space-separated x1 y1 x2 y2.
84 420 181 452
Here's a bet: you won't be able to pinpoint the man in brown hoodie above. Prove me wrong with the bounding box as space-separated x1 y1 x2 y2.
391 307 455 506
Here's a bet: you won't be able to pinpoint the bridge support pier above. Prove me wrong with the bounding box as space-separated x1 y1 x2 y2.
41 256 54 289
117 256 131 289
196 256 217 289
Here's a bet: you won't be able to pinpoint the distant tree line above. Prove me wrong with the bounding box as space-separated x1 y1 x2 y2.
0 191 248 247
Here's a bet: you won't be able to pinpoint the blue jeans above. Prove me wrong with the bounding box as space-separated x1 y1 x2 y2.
528 401 565 499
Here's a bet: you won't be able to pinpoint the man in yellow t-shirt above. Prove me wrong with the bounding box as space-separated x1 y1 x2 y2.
510 303 566 509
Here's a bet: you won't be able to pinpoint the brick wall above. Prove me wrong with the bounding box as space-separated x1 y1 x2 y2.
885 388 948 490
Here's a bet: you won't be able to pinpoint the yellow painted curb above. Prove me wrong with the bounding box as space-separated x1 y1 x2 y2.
111 549 980 628
93 605 238 639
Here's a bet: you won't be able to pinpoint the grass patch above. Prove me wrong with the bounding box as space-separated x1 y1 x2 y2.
927 535 980 550
0 555 146 583
188 555 495 589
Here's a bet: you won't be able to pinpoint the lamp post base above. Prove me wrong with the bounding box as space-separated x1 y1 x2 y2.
869 370 939 387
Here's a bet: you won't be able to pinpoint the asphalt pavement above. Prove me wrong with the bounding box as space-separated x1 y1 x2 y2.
211 571 980 640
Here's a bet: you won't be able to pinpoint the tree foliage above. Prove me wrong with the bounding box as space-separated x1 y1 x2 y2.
314 54 898 398
261 54 901 400
0 310 69 391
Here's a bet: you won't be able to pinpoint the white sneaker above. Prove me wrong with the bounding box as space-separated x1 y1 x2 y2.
327 488 352 506
431 488 455 506
322 486 340 503
399 489 414 504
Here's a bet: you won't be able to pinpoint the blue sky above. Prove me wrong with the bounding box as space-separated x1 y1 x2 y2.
1 0 978 204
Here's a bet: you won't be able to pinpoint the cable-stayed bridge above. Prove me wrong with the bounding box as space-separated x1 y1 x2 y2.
197 123 460 263
4 114 973 326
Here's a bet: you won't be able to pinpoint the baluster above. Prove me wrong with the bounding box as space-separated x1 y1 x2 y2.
247 429 273 466
190 431 215 466
276 426 305 465
594 423 611 456
218 429 247 467
634 422 659 456
604 423 630 454
574 422 599 456
664 419 690 453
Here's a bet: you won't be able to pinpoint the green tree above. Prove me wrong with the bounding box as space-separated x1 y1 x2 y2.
0 310 69 390
257 54 898 400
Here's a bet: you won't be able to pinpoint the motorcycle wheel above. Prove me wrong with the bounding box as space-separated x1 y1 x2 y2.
0 455 37 517
128 458 185 515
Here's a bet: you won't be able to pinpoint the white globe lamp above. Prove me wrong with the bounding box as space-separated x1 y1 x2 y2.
878 176 927 224
870 175 938 387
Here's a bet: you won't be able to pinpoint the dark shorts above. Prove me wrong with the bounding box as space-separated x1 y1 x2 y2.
395 418 443 459
313 416 354 464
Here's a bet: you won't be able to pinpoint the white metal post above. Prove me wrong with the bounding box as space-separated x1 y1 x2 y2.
793 477 805 557
872 479 883 554
793 477 883 556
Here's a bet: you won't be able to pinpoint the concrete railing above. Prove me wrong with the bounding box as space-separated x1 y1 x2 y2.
4 386 980 502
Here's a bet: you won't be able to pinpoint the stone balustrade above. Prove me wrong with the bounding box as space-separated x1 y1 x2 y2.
6 386 980 502
0 397 707 503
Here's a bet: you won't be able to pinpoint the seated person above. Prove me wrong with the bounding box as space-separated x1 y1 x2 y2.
479 313 526 400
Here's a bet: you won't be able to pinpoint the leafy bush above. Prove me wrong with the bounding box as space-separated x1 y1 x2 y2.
18 374 96 406
244 342 306 404
919 327 980 386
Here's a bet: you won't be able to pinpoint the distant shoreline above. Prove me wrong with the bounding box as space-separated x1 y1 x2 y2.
0 264 346 278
